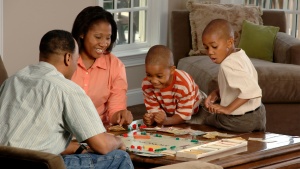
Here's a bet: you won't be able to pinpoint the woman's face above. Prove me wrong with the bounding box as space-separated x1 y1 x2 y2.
82 21 112 59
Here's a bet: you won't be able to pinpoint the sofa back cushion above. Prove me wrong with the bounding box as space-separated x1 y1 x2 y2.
186 1 263 56
178 56 300 103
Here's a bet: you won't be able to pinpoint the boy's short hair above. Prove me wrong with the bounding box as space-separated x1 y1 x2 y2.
203 19 234 39
145 45 174 67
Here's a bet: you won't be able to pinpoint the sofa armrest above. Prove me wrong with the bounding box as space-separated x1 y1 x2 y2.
0 145 66 169
274 32 300 65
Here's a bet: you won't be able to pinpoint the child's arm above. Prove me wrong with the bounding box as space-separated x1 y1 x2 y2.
208 98 249 114
154 112 185 125
204 89 220 108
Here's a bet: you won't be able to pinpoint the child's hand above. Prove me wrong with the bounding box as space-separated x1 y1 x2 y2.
207 104 230 114
143 113 154 126
205 91 219 108
153 111 166 125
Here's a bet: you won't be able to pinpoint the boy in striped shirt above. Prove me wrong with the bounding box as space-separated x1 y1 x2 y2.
142 45 206 126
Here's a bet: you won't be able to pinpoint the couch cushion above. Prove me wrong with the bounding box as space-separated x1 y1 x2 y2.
186 1 263 56
238 20 279 62
178 56 300 103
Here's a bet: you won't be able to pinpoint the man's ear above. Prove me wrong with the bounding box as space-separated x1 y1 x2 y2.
64 53 72 66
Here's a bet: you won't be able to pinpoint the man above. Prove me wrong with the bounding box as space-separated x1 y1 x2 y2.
0 30 133 169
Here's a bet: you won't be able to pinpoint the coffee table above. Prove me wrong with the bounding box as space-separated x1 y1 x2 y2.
109 120 300 169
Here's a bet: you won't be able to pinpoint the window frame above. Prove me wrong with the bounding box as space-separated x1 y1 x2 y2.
97 0 168 64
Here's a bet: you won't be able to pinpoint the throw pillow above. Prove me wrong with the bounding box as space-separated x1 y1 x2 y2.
238 20 279 62
186 1 263 56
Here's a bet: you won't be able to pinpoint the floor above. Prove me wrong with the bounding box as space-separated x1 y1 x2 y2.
127 104 146 120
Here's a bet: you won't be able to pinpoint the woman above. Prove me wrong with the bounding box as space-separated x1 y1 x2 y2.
71 6 133 125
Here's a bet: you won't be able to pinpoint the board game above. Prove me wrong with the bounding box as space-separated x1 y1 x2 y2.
118 131 208 157
118 129 247 159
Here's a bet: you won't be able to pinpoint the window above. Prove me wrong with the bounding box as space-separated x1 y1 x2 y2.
98 0 168 60
244 0 300 39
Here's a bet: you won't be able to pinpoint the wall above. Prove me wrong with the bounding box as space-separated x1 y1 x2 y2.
2 0 188 106
3 0 97 75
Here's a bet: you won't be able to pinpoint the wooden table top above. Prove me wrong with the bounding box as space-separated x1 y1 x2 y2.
108 120 300 169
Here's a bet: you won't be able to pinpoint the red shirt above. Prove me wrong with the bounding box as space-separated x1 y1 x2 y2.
142 69 202 120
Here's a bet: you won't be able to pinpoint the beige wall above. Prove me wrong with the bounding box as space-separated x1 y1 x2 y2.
3 0 97 75
2 0 189 105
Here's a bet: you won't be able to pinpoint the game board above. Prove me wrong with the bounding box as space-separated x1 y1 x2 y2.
118 131 208 157
142 126 206 136
118 130 247 159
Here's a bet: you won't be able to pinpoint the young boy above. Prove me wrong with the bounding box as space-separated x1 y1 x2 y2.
202 19 266 132
142 45 206 126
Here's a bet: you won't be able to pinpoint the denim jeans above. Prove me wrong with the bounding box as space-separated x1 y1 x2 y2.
62 150 134 169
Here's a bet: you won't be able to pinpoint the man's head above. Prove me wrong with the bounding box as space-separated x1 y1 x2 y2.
202 19 235 64
39 30 79 79
145 45 175 89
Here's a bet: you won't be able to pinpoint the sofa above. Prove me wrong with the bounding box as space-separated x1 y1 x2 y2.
0 56 66 169
170 9 300 136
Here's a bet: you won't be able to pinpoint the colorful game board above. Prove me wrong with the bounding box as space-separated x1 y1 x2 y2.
118 131 208 156
118 130 247 159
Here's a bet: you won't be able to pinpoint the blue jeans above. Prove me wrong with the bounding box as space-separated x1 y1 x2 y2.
62 150 134 169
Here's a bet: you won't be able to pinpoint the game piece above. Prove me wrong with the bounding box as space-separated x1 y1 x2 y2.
130 145 135 149
122 133 128 137
132 124 137 130
134 134 151 139
137 146 142 150
139 124 147 129
108 125 126 131
170 146 176 150
141 131 147 135
133 131 137 135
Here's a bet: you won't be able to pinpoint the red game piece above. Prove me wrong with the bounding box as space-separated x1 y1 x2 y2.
133 131 137 135
123 133 128 137
148 148 154 152
139 124 147 129
132 124 137 129
130 145 135 149
137 146 142 150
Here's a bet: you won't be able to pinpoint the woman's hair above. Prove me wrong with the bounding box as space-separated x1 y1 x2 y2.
71 6 117 53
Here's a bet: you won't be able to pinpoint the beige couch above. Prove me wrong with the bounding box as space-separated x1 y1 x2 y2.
170 9 300 136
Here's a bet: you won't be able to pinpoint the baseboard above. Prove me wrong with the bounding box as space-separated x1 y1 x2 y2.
127 88 144 106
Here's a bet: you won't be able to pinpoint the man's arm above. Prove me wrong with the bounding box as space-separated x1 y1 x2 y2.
85 133 125 155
